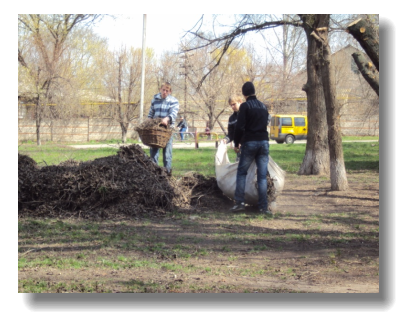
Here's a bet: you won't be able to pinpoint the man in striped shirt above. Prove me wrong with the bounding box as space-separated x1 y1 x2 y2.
147 82 179 175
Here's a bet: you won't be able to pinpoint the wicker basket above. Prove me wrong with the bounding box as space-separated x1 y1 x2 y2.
136 124 173 148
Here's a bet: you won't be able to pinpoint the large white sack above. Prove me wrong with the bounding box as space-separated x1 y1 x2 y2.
215 142 285 205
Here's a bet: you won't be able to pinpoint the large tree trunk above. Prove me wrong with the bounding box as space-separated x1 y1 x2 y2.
298 15 330 175
352 52 379 96
346 18 379 71
311 15 348 191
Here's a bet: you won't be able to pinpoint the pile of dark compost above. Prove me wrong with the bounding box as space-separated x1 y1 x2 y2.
18 143 280 219
18 144 230 219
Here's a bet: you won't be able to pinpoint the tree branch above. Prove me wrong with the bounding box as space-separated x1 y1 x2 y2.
18 49 28 68
352 52 379 96
346 18 379 71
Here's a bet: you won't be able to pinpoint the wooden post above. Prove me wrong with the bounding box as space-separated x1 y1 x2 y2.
195 128 198 148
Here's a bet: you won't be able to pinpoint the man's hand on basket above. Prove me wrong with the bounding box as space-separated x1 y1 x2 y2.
160 117 170 126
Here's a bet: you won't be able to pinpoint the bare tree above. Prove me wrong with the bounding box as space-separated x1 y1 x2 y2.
183 38 254 135
185 14 330 175
99 46 157 143
260 14 306 101
18 14 102 145
185 14 366 189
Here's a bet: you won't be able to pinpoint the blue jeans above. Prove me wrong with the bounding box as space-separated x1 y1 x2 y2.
149 135 173 173
234 140 269 210
179 127 187 140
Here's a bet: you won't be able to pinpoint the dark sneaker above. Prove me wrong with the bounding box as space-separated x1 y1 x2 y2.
259 209 273 215
230 203 245 212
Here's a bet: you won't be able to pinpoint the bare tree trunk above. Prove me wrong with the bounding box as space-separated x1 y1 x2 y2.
298 15 330 175
36 112 41 146
311 15 348 191
352 52 379 96
281 15 288 96
346 18 379 71
35 97 42 146
120 122 128 143
207 108 214 140
117 57 126 143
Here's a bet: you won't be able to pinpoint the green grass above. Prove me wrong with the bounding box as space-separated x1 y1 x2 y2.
18 140 379 175
18 143 119 166
18 209 379 293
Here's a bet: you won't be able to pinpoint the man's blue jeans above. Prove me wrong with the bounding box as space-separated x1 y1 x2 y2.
179 127 186 140
234 140 269 210
149 135 173 173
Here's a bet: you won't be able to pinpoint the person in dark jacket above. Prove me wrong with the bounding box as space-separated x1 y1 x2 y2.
222 95 243 161
176 116 188 141
230 81 272 215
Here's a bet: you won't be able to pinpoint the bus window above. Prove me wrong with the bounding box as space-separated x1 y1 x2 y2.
282 117 292 126
294 117 305 127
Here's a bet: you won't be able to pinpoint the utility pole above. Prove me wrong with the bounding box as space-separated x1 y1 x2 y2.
140 14 147 123
180 49 193 125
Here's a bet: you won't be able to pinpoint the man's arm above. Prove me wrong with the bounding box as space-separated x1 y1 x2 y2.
233 105 246 148
165 98 179 126
147 99 155 119
224 115 233 143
